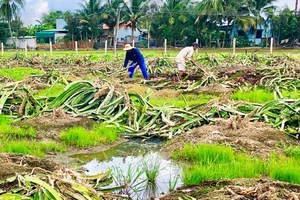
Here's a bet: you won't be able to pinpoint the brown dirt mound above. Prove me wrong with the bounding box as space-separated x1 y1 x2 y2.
18 112 95 140
159 178 300 200
0 153 61 181
163 120 299 159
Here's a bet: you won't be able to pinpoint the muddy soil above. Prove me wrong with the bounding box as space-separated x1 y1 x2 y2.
159 178 300 200
0 153 61 181
163 120 300 159
18 112 95 140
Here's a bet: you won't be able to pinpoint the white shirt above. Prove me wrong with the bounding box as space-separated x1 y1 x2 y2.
175 47 194 66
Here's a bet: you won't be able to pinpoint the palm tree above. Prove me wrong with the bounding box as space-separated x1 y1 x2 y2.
79 0 103 41
0 0 25 37
247 0 276 44
122 0 149 42
100 0 123 45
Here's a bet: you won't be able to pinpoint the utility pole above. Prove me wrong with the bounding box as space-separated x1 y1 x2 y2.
114 7 121 56
296 0 299 16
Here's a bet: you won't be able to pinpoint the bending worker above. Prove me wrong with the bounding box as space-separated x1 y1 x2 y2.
175 42 199 80
123 44 149 79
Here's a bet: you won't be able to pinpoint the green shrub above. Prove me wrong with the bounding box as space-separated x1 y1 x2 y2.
60 123 119 147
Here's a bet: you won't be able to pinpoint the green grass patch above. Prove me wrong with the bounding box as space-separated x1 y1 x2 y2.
0 115 13 125
231 89 274 103
0 67 44 81
231 89 300 103
284 146 300 159
172 144 266 186
282 90 300 99
60 123 120 147
1 140 65 158
150 94 216 108
34 83 66 98
270 154 300 184
0 115 36 138
172 144 235 165
172 144 300 186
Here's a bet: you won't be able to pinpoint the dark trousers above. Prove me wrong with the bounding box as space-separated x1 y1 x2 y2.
128 61 149 79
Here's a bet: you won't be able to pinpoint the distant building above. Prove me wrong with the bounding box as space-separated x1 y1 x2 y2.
102 22 146 46
36 19 68 44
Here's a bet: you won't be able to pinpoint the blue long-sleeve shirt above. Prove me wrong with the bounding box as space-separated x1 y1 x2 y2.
123 48 145 68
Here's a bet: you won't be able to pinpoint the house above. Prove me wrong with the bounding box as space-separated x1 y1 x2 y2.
36 19 67 44
219 23 272 47
102 22 146 46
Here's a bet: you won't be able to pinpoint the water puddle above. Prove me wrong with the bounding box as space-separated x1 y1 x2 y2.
71 139 183 199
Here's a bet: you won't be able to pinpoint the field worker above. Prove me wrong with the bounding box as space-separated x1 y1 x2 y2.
123 44 149 79
175 42 199 80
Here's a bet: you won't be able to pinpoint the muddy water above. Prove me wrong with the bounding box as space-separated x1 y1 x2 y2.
71 139 183 199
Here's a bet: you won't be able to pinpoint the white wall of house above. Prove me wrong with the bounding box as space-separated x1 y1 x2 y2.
6 37 37 48
116 28 140 42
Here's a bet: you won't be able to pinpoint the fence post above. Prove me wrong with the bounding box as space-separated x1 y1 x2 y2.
50 41 53 56
25 41 28 57
232 38 236 56
270 38 274 56
104 40 108 55
196 39 199 57
1 43 3 57
132 40 135 47
75 41 78 55
164 39 167 57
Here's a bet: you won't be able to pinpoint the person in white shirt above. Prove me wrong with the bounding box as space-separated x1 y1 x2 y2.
175 42 199 80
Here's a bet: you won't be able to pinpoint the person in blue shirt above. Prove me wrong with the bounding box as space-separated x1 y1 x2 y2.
123 44 149 79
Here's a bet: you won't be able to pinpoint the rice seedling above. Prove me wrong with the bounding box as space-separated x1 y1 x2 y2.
149 94 216 108
60 123 119 147
171 144 235 165
0 125 36 138
0 114 12 125
142 157 161 183
270 154 300 184
1 140 65 158
0 115 36 138
231 88 274 103
0 67 44 81
283 146 300 159
168 173 181 191
172 144 266 186
111 164 146 196
282 90 300 99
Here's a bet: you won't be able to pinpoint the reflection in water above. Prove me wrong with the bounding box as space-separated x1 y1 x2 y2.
71 139 183 199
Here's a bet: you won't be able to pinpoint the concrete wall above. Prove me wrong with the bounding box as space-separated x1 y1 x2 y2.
6 37 37 48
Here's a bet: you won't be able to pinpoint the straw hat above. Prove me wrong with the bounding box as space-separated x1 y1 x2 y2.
123 44 134 51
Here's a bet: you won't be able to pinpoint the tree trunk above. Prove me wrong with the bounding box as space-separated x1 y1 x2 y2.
8 20 13 37
131 27 134 43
